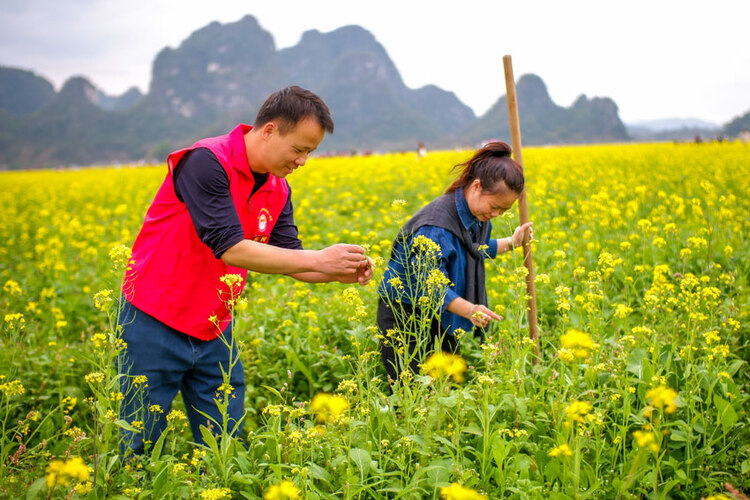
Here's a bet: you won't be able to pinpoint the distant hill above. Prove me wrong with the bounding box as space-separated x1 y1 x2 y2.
723 110 750 137
625 118 722 142
459 74 629 145
628 118 720 131
0 67 55 114
2 15 640 168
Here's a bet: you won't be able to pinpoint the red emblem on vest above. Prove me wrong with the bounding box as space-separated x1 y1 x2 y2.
258 208 270 232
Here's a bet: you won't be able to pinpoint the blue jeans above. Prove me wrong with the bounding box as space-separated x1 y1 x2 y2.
118 300 245 455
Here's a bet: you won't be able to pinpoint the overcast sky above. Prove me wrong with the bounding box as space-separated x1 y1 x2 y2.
2 0 748 125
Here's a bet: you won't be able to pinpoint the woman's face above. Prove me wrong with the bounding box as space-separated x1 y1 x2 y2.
464 178 519 222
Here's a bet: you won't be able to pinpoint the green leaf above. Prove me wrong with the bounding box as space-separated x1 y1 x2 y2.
492 436 510 468
200 425 221 457
151 462 169 494
515 397 528 419
150 427 168 461
308 462 332 483
422 459 452 485
670 429 688 442
25 477 47 500
282 347 315 395
114 419 139 432
462 425 483 436
438 392 459 408
713 394 738 432
349 448 372 477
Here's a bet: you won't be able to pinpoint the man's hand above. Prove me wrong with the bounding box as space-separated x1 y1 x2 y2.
316 244 367 275
332 256 374 285
356 256 374 285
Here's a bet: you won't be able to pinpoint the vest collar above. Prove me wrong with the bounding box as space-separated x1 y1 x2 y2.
229 124 254 177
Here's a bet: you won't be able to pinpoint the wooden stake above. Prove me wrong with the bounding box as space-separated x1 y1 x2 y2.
502 55 540 358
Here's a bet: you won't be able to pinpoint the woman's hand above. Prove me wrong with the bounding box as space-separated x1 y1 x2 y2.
512 222 534 249
469 304 502 328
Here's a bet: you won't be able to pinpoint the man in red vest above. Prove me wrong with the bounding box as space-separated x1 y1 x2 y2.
119 86 372 455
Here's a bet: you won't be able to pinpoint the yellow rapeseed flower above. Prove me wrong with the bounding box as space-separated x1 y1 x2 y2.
4 313 25 330
84 372 105 384
440 482 488 500
548 443 573 457
705 494 732 500
310 393 349 424
422 352 467 383
559 329 594 359
167 409 187 423
263 480 300 500
200 487 232 500
108 244 133 269
412 235 442 257
74 481 93 494
93 289 113 310
565 401 594 423
646 385 678 413
45 456 90 488
3 280 22 295
632 430 659 452
337 379 358 394
426 268 451 294
0 379 25 397
613 303 633 319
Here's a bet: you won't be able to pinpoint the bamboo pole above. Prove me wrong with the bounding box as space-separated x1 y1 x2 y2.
502 54 540 357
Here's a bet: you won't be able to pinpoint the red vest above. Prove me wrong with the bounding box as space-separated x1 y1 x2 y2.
125 124 289 340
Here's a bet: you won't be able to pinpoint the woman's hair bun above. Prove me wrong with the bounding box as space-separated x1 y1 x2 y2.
482 141 512 157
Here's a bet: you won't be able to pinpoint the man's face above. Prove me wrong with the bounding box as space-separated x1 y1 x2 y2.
261 117 325 178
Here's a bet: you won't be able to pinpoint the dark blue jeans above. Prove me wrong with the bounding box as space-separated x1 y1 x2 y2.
118 300 245 455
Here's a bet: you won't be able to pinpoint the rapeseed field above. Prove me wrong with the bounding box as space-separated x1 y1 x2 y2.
0 142 748 499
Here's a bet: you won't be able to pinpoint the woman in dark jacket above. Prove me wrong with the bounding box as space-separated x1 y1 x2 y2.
377 141 533 381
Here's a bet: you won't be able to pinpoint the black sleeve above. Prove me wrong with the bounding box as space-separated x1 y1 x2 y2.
268 185 303 250
173 148 245 258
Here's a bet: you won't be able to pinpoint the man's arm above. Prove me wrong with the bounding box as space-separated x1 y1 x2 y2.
221 240 368 277
175 149 370 280
287 256 374 285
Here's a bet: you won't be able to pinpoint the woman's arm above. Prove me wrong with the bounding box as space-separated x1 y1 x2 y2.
495 221 534 254
446 296 502 328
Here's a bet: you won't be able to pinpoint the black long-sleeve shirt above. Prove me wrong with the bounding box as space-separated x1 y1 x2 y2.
173 148 303 258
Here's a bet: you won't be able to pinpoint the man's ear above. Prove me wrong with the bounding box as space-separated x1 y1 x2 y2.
261 121 277 140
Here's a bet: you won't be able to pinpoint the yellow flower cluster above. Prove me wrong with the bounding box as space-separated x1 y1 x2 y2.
632 430 659 452
426 269 452 294
263 480 300 500
341 287 367 321
548 443 573 457
200 487 232 500
310 393 349 424
646 385 678 414
565 401 594 424
422 352 467 383
440 482 487 500
705 494 732 500
559 329 594 361
3 312 25 330
84 372 105 384
45 456 90 488
411 234 442 260
0 377 25 397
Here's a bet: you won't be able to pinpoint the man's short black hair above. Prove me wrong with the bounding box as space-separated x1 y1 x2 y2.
254 86 334 135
